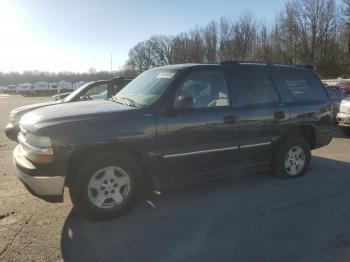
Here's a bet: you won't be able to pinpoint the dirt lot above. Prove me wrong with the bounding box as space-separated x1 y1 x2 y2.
1 95 350 262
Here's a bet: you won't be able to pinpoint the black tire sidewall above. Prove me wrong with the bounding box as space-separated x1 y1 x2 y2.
274 136 311 179
69 154 140 220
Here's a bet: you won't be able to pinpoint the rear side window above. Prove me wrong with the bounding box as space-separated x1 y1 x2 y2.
237 67 280 106
276 68 327 101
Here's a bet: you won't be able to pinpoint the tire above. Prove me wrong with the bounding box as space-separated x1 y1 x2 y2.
69 153 141 220
273 135 311 179
341 127 350 137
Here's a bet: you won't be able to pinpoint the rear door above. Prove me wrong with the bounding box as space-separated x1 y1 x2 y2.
234 65 289 163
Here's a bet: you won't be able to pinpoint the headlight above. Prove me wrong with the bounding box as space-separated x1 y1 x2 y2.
25 133 52 148
18 132 53 164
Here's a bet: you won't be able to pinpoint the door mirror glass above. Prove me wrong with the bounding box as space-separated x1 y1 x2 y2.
174 95 194 110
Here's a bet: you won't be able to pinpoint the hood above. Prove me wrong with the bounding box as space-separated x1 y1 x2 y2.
20 99 135 132
11 100 61 115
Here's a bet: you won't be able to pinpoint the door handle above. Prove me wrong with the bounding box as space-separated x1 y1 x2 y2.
223 115 237 124
274 111 285 120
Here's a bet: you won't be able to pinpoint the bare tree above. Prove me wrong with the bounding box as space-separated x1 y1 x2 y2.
203 21 218 62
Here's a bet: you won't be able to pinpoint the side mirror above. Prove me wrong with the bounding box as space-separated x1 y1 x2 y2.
173 95 194 110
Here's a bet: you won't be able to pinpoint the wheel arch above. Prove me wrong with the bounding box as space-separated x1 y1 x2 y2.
282 124 316 149
65 142 154 189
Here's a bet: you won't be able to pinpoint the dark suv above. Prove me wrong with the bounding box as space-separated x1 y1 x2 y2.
13 62 332 219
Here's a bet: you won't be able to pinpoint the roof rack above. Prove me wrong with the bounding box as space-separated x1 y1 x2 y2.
220 60 315 70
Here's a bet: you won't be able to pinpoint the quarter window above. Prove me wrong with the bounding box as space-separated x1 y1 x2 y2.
276 68 327 101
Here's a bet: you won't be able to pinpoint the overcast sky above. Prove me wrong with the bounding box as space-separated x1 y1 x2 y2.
0 0 288 73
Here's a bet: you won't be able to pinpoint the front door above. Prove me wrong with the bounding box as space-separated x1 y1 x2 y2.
156 67 240 178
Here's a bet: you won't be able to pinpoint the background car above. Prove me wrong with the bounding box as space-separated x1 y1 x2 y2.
4 77 132 141
3 85 17 94
337 96 350 136
330 81 350 96
327 88 345 123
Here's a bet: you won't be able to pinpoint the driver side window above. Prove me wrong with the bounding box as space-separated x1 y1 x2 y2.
175 70 230 108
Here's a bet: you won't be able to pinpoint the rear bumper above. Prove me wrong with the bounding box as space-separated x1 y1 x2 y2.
13 145 65 202
337 112 350 127
4 123 19 141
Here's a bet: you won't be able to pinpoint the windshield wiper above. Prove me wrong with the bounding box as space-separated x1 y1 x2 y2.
119 97 141 107
109 96 128 106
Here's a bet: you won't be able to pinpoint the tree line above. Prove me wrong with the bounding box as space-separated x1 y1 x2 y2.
127 0 350 78
0 69 114 86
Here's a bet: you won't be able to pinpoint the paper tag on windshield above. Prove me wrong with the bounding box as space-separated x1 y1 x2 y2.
156 72 175 79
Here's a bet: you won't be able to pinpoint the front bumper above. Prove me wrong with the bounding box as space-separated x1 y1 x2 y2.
4 123 19 141
337 112 350 127
13 145 65 202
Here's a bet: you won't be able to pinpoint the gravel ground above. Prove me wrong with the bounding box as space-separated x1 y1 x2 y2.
0 95 350 262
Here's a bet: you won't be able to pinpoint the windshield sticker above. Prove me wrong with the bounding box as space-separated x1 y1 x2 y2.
156 72 175 79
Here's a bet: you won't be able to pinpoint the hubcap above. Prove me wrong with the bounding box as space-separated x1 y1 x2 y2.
284 146 305 176
88 166 131 209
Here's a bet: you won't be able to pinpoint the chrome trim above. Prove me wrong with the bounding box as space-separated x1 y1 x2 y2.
240 142 272 148
163 146 239 159
18 133 53 156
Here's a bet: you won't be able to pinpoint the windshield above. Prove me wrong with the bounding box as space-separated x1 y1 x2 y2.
113 69 176 106
63 81 94 102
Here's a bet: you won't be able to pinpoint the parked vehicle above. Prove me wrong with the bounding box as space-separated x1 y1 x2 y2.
335 80 350 96
326 88 344 123
57 80 74 94
12 62 332 220
32 82 53 95
3 85 17 94
5 78 132 141
16 83 33 96
337 96 350 136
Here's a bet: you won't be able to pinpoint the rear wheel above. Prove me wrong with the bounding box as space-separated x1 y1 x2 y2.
69 153 141 220
273 136 311 178
341 127 350 137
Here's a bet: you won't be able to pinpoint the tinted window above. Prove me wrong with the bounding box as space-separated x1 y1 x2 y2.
276 68 327 101
175 70 230 108
237 67 280 106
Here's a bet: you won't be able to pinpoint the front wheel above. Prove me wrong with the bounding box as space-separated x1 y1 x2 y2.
273 136 311 178
69 154 140 220
341 127 350 137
